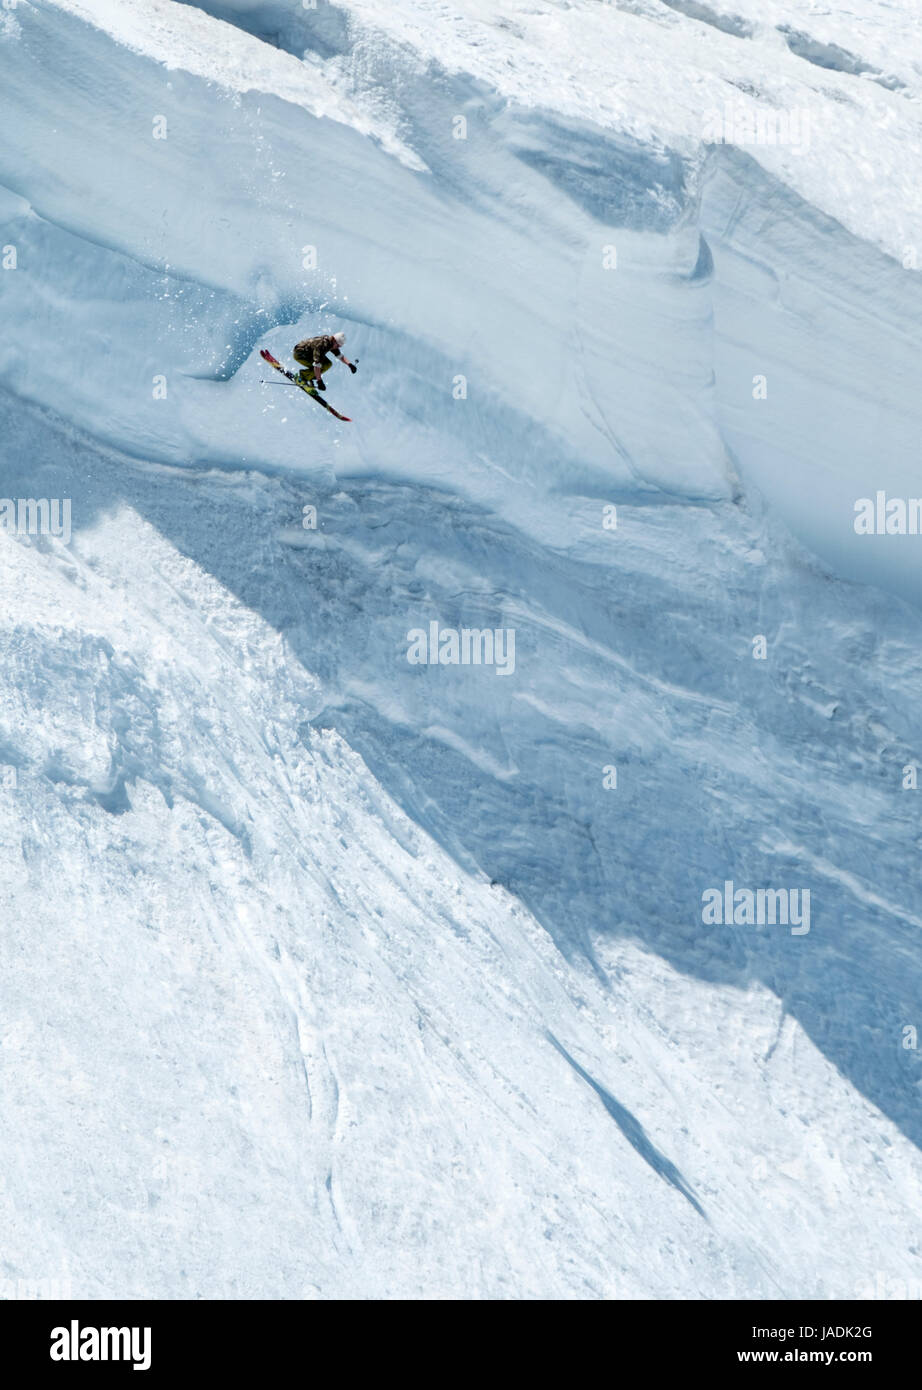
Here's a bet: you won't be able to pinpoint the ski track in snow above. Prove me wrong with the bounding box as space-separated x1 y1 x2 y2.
0 0 921 1298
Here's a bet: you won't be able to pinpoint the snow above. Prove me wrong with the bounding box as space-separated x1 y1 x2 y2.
43 0 424 167
1 0 921 1298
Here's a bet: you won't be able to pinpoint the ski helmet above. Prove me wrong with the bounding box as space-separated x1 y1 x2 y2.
332 331 347 346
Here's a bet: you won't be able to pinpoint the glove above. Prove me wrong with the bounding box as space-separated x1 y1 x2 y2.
348 362 357 374
314 374 326 391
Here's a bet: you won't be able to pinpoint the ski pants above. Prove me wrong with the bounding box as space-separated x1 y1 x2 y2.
292 350 332 380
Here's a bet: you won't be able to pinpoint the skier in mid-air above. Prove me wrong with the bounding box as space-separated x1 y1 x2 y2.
259 329 358 420
292 331 357 392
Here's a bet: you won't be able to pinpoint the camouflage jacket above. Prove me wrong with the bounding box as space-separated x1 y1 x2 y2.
293 334 342 367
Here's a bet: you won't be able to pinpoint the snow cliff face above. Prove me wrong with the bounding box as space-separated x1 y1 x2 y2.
1 0 922 1298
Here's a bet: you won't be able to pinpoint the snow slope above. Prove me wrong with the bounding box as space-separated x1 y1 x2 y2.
1 0 922 1298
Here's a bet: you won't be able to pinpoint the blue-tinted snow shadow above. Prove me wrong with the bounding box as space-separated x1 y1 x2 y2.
5 397 922 1160
547 1033 706 1218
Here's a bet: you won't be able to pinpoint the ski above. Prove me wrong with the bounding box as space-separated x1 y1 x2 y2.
259 349 352 421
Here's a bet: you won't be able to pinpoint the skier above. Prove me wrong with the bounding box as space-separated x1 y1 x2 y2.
292 331 357 392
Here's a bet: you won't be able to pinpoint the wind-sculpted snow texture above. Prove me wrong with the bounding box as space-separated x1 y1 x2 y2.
1 0 921 1299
